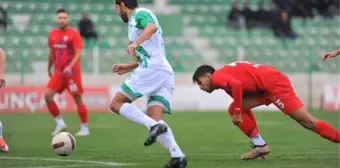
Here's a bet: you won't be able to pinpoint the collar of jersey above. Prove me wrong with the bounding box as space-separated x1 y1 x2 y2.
128 8 138 22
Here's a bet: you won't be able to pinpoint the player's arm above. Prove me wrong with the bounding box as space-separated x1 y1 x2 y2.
0 48 6 87
212 73 243 111
67 31 83 70
47 34 54 76
322 49 340 61
0 48 6 78
133 11 157 46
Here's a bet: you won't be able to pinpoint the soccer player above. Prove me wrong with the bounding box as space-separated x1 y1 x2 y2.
111 0 187 167
192 61 340 160
0 48 8 152
322 49 340 61
45 9 89 136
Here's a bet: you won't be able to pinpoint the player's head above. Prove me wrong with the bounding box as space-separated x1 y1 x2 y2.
56 9 69 30
192 65 216 93
115 0 139 23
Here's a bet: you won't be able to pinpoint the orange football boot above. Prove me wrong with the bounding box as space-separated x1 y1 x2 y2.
241 143 270 160
0 137 9 152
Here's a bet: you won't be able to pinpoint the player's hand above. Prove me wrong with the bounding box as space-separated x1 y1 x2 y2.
127 42 138 56
322 49 340 61
232 113 242 125
63 66 72 75
0 79 5 88
112 64 132 75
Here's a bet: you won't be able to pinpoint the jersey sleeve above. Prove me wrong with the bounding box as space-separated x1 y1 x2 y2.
72 31 83 50
135 11 154 29
212 71 243 111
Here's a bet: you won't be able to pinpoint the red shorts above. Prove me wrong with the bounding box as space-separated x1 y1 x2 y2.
47 71 83 96
256 73 303 115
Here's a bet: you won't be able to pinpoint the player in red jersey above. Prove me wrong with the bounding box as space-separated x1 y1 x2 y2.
192 61 340 160
0 48 8 152
44 9 89 136
322 49 340 61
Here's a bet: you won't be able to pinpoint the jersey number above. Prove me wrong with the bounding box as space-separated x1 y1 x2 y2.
228 61 261 68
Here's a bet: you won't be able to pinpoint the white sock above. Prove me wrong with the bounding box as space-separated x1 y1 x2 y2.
251 133 266 146
119 103 157 128
157 120 185 158
80 123 89 132
0 121 3 137
55 116 66 127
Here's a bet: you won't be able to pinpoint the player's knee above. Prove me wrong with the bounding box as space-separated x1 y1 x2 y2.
228 102 235 117
44 91 55 102
109 101 121 114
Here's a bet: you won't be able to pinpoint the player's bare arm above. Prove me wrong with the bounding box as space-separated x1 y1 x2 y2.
112 56 139 75
47 48 55 77
0 48 6 88
63 48 81 75
322 49 340 61
127 23 157 56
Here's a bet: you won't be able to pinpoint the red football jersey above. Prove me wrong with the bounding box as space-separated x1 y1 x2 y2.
48 27 83 73
212 61 282 109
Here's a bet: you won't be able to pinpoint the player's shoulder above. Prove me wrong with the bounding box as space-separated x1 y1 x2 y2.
49 28 59 35
67 27 80 34
135 7 154 16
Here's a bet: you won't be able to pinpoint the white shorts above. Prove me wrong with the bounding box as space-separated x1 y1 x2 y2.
119 67 175 113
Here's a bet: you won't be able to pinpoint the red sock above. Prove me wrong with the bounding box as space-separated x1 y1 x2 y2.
247 110 259 131
315 120 340 143
229 109 259 138
77 104 88 124
47 101 60 117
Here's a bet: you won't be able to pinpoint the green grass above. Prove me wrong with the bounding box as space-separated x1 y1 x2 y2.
0 111 339 168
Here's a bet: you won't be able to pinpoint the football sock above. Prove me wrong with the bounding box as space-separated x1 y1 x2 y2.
77 103 88 124
47 101 61 118
80 123 89 132
247 110 259 131
157 120 185 158
315 120 340 143
251 133 266 146
229 110 259 139
0 121 3 138
119 103 157 128
55 116 66 127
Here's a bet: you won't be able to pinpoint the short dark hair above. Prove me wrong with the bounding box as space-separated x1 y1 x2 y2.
56 8 68 15
192 65 215 83
115 0 138 9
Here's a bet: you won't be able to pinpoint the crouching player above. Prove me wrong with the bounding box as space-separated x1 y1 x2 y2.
0 48 8 152
192 61 339 160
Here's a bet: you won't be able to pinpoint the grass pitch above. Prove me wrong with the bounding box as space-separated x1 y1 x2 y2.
0 111 339 168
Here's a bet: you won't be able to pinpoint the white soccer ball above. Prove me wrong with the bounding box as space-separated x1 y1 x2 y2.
51 132 76 156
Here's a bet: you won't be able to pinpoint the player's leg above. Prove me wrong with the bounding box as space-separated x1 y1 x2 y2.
45 73 66 136
146 85 187 168
229 97 270 160
270 74 339 143
66 76 89 136
109 72 166 145
0 121 9 152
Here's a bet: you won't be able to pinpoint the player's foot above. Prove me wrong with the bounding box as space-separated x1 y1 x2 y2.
75 127 90 137
163 157 187 168
249 141 268 160
0 138 9 153
241 143 270 160
52 125 67 136
144 123 168 147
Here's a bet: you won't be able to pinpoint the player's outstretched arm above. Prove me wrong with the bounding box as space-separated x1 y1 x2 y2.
0 48 6 88
322 49 340 61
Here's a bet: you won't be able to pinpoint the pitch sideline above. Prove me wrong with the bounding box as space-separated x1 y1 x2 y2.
0 156 136 167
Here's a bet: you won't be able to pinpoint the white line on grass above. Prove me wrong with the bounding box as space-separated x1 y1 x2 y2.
13 165 89 168
0 156 136 167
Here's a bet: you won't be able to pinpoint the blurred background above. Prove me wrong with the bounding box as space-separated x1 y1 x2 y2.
0 0 339 112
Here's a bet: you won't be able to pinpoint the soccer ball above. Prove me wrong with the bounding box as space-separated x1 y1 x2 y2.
51 132 76 156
